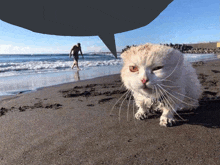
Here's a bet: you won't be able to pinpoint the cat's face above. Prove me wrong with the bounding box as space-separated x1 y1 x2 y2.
121 43 183 97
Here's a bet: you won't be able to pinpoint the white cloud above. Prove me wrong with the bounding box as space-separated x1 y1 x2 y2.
84 45 106 52
0 45 13 54
0 44 120 54
0 45 32 54
0 44 65 54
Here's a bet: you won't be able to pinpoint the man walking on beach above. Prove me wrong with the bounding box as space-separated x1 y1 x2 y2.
69 43 83 70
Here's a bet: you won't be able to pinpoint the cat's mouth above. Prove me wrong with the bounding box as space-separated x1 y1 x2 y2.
143 84 147 88
142 84 152 91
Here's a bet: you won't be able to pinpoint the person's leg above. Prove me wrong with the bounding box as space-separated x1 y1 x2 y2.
71 60 76 69
74 55 80 70
76 60 80 70
72 54 78 69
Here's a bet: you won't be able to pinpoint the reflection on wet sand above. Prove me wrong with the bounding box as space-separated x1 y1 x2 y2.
74 70 80 81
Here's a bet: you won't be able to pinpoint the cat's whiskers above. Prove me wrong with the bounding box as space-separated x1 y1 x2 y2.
174 91 199 102
157 79 176 84
119 83 125 90
119 90 131 122
154 85 159 103
160 84 180 88
157 84 186 121
157 85 170 106
127 93 132 121
133 99 137 126
159 79 199 105
158 84 199 107
151 85 156 102
110 90 130 116
157 86 170 106
168 90 205 106
157 84 178 107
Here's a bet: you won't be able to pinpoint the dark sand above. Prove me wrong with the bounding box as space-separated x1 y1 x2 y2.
0 60 220 165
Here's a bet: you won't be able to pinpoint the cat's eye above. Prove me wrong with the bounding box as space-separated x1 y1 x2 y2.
152 66 163 71
129 66 139 72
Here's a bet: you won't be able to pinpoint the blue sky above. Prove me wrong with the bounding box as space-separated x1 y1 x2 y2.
0 0 219 54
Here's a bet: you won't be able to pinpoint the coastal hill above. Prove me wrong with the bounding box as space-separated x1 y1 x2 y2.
186 42 219 49
121 42 220 54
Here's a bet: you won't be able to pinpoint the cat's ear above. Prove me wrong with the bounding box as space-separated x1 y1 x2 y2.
121 52 127 59
121 47 134 59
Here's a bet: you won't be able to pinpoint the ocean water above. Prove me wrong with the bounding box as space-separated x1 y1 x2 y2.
0 53 122 77
0 53 219 96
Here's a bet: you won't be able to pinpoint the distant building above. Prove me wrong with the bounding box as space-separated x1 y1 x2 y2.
217 42 220 48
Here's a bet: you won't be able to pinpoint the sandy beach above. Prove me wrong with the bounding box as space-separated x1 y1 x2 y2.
0 59 220 164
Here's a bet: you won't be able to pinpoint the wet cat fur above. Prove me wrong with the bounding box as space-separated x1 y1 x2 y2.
120 43 201 127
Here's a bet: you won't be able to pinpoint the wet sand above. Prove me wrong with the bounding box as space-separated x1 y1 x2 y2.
0 59 220 164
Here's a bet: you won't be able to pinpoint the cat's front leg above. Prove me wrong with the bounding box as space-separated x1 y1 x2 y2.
134 98 150 120
159 107 175 127
135 106 148 120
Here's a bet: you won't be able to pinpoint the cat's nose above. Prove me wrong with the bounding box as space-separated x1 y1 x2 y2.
141 78 148 84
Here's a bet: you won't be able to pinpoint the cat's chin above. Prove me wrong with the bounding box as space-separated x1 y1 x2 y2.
141 87 153 94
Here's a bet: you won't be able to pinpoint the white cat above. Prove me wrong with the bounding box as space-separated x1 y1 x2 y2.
120 43 201 127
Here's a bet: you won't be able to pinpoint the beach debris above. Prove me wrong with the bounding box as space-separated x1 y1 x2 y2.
18 103 63 112
85 84 97 88
74 86 83 89
0 107 8 116
211 70 220 73
192 61 205 67
198 73 208 84
87 104 94 107
60 82 126 99
202 91 217 96
19 106 29 112
33 102 44 108
45 103 62 109
98 98 113 104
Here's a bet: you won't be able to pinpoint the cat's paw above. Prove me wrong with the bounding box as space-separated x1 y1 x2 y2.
135 111 148 120
159 116 176 127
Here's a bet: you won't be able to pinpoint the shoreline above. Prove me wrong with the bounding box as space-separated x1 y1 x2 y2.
1 57 219 99
0 64 122 97
1 58 220 108
0 53 219 98
0 73 121 102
